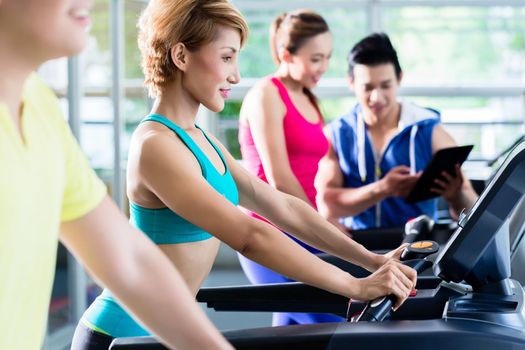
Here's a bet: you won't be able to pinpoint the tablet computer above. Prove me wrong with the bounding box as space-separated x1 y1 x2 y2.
405 145 474 203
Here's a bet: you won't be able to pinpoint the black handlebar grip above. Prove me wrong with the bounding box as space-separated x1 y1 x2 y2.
352 252 435 323
354 295 395 322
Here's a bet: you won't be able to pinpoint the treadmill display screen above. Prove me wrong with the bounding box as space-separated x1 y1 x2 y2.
434 142 525 288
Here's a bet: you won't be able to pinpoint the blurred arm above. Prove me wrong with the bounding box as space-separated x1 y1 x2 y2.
60 196 232 350
315 128 389 218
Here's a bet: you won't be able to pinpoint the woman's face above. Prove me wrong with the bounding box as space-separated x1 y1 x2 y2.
0 0 92 62
182 25 241 113
286 31 333 89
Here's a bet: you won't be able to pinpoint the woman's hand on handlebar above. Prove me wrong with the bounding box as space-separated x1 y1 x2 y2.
356 259 417 310
384 243 410 261
370 243 409 271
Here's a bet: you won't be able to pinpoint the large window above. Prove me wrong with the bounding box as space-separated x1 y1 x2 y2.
233 5 368 78
386 6 525 85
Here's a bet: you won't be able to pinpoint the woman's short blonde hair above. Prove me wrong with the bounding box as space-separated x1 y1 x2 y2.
138 0 249 97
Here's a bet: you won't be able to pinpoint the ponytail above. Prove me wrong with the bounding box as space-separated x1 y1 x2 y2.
269 13 287 65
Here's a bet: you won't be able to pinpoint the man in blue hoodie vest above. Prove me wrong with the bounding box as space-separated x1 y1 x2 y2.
316 33 478 230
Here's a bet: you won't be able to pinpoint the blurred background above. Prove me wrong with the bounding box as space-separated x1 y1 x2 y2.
41 1 525 348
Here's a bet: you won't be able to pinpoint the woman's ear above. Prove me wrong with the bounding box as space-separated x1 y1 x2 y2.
280 48 292 64
170 43 187 71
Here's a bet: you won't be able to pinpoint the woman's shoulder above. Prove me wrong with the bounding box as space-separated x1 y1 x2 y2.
242 76 284 115
245 76 279 99
129 123 206 182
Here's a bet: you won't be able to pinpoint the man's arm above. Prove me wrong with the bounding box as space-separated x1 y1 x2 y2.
315 128 394 219
60 196 232 350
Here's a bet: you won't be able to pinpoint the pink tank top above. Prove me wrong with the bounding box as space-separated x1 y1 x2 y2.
239 77 329 208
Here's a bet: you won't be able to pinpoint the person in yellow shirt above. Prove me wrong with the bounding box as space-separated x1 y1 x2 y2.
0 1 233 349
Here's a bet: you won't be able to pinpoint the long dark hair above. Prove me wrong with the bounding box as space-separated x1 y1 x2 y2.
270 9 329 105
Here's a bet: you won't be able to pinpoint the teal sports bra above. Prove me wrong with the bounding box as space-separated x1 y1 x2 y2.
81 114 240 338
130 114 239 244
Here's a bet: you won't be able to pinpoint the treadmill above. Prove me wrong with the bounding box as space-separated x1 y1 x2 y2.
110 141 525 349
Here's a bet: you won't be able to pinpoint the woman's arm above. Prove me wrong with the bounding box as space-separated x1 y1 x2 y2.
212 134 402 274
60 196 232 350
140 130 416 306
233 153 383 272
241 81 311 204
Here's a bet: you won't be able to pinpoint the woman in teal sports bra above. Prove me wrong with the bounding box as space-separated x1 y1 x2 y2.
73 1 417 348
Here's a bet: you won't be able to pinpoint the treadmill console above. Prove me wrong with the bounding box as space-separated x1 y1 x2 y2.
434 141 525 294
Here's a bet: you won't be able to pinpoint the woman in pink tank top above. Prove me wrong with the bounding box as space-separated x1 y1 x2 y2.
239 76 328 208
237 9 343 326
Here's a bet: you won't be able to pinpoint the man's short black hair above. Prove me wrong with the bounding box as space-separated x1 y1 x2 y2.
347 32 402 79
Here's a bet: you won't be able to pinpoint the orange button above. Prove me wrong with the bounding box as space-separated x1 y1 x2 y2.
412 241 433 249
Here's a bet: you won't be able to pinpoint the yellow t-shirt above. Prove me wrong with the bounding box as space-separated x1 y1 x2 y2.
0 73 106 349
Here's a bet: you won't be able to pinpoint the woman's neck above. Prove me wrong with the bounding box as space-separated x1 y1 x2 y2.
274 65 303 93
151 82 200 130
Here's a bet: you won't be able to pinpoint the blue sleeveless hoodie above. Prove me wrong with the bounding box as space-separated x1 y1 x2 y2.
328 101 440 229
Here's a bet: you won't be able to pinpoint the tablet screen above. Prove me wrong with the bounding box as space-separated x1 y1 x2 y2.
405 145 474 203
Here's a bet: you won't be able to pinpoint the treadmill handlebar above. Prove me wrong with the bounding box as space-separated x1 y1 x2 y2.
352 241 438 323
